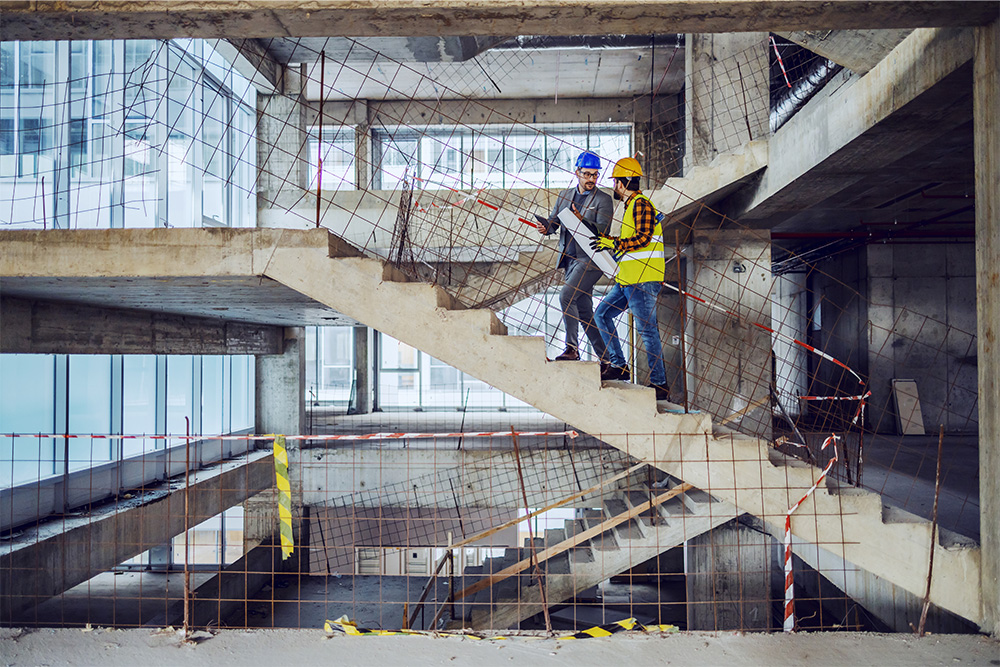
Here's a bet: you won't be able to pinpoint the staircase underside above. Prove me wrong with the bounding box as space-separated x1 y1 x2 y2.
454 476 739 630
0 228 982 628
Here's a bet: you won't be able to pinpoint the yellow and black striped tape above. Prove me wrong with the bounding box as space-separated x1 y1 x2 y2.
323 615 676 639
323 615 506 639
272 435 294 560
561 617 678 639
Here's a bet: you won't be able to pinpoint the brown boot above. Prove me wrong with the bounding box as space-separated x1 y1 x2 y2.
554 348 580 361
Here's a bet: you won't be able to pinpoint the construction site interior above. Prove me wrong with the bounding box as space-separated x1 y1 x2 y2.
1 2 999 663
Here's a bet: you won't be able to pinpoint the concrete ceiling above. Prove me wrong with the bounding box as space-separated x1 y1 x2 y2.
301 42 686 101
738 64 976 256
0 277 358 327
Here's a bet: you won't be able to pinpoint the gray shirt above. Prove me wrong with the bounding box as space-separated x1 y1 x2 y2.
544 185 614 271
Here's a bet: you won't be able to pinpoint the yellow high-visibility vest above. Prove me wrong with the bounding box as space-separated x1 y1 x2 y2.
616 193 665 285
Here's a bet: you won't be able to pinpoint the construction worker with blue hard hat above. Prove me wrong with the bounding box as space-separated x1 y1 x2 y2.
589 156 671 402
537 151 614 368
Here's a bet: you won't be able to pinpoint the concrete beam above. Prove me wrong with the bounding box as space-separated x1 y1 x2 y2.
775 29 913 74
735 27 976 225
1 2 997 42
0 296 284 355
0 451 274 621
207 38 283 94
974 18 1000 638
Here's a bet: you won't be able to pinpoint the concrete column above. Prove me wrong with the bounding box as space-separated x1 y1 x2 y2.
256 64 308 212
685 520 772 630
974 18 999 637
249 327 306 567
633 95 684 189
686 228 772 439
352 325 371 414
255 327 306 437
684 33 769 172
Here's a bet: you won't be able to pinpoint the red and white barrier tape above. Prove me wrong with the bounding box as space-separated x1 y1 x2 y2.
661 281 866 390
783 433 839 633
770 36 792 88
0 430 578 442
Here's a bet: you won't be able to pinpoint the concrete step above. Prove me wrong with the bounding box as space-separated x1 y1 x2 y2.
564 519 595 564
623 490 668 528
584 516 619 550
604 498 643 539
544 528 571 575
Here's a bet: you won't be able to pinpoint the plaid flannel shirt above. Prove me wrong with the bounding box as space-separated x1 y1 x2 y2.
614 192 657 253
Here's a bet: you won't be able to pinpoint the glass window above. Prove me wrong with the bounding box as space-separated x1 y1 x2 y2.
167 50 197 228
0 42 14 88
375 333 533 411
19 41 54 88
307 126 356 191
372 123 630 191
67 355 112 472
0 355 56 487
318 327 353 402
122 355 158 458
231 356 252 432
166 355 194 446
201 80 229 227
202 356 224 436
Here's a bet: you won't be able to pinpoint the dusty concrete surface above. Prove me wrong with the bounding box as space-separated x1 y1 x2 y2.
0 627 997 666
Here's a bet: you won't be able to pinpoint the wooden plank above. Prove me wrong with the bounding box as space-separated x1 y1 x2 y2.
451 483 693 603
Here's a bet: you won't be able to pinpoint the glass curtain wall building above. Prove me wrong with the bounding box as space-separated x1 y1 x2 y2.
0 39 257 566
0 39 256 229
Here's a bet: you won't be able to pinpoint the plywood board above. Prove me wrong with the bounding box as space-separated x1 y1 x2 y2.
892 379 925 435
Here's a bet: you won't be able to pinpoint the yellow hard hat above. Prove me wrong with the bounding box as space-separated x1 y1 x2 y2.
611 157 643 179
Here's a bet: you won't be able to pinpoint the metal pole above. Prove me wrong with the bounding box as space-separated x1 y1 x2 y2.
917 425 945 636
315 50 325 228
183 416 191 638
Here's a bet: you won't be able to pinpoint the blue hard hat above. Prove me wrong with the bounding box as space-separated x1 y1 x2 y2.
575 151 601 170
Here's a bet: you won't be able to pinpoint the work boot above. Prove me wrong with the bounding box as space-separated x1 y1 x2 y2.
554 347 579 361
601 364 631 382
651 383 671 402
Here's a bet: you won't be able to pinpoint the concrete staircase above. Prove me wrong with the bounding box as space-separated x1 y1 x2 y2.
0 227 980 627
450 474 738 630
262 230 980 626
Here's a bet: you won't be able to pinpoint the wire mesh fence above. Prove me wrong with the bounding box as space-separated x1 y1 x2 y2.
0 31 982 636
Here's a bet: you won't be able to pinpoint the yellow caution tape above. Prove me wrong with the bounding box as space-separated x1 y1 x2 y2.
561 618 679 639
323 615 675 639
272 435 294 560
324 616 506 640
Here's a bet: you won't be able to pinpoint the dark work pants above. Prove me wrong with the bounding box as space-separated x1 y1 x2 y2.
559 259 607 361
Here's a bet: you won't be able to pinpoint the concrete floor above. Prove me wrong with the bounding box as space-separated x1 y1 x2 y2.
8 570 216 628
861 433 980 539
1 626 997 666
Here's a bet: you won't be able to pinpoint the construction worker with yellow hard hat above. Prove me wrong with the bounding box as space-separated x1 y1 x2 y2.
588 156 671 402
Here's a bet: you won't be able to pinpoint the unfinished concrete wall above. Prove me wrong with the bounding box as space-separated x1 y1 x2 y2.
817 243 978 434
685 520 773 631
866 243 978 434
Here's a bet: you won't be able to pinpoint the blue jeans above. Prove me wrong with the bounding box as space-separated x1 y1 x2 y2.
595 281 666 385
